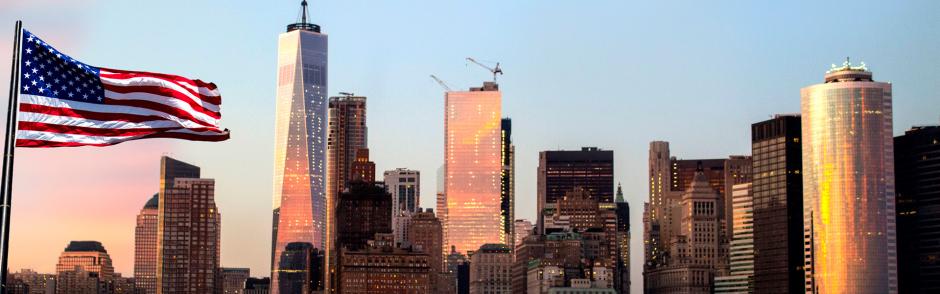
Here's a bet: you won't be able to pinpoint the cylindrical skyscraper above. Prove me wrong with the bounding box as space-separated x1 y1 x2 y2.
801 61 897 294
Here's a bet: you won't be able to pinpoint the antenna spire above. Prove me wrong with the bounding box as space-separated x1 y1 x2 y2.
301 0 308 24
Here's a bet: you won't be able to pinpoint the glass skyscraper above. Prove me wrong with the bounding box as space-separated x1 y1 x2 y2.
444 82 502 254
271 2 329 292
801 62 897 294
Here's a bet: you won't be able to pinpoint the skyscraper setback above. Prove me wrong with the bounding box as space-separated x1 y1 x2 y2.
157 156 221 293
134 194 159 294
271 2 329 292
801 62 897 293
444 81 502 254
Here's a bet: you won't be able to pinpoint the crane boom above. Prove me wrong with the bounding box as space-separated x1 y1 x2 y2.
430 74 452 91
466 57 503 82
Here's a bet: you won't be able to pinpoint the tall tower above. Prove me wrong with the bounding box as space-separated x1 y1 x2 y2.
157 157 221 294
614 184 631 293
536 147 614 232
327 94 368 201
500 118 514 247
385 168 420 244
895 125 940 293
134 194 159 294
444 82 502 254
271 1 329 292
751 115 804 294
801 61 897 293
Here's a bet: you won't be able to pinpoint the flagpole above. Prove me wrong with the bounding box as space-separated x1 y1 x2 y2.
0 20 22 294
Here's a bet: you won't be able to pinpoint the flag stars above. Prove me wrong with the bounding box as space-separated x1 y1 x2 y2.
23 85 29 91
68 92 73 98
25 61 31 66
25 48 32 54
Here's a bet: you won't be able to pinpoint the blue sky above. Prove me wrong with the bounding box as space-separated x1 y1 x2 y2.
2 1 939 292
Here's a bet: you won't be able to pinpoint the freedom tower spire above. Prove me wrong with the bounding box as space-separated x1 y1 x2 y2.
271 1 329 293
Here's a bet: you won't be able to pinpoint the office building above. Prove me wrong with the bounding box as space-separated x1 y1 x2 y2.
55 241 114 294
895 125 940 293
801 61 897 293
513 219 534 247
157 156 221 294
271 2 329 291
134 194 159 294
244 278 270 294
469 243 513 294
327 94 368 200
513 234 546 293
537 147 614 232
614 184 630 293
221 268 250 294
501 118 515 248
339 237 431 293
444 82 503 254
385 168 420 244
9 269 56 294
276 242 323 294
714 183 754 293
335 181 392 251
406 208 444 292
751 115 804 294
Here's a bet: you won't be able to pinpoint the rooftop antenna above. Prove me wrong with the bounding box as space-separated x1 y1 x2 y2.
301 0 309 24
288 0 320 32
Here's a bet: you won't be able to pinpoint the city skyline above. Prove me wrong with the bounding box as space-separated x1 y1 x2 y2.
2 2 940 294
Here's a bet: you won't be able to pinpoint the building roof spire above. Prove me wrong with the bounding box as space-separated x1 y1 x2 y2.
287 0 321 33
616 182 624 203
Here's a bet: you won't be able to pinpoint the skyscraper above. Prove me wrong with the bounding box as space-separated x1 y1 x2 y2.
406 208 444 293
271 2 329 292
157 157 221 294
276 242 323 294
513 219 533 247
469 243 513 294
751 115 804 294
537 147 614 232
327 94 368 199
895 125 940 293
444 82 502 254
500 118 515 248
55 241 114 294
134 194 159 294
801 61 897 293
714 183 754 293
614 184 630 294
335 181 392 251
385 168 420 244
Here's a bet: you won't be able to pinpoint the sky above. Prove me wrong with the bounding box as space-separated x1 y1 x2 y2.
2 1 939 292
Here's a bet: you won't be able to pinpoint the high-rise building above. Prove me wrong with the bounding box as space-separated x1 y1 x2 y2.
385 168 420 244
469 243 513 294
134 194 159 294
406 208 444 293
9 268 56 294
339 236 431 293
537 147 614 232
335 181 392 251
276 242 323 294
895 125 940 293
444 82 503 254
751 115 804 294
801 61 897 293
156 156 221 294
221 268 250 294
500 118 515 248
513 219 533 247
327 94 368 200
714 183 754 293
614 184 630 294
55 241 114 294
271 2 329 292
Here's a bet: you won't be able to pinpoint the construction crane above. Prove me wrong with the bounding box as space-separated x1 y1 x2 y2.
430 74 453 91
466 57 503 82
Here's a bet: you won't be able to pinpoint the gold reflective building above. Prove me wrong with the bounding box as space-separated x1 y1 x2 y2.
444 82 502 254
801 61 897 294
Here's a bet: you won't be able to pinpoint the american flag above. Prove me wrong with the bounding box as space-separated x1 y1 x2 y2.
15 30 230 147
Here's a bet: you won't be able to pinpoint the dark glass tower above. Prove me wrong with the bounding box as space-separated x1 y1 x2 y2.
536 147 614 231
895 125 940 293
500 118 514 246
277 242 324 294
751 115 804 294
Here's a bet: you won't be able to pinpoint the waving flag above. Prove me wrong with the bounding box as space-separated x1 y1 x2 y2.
15 30 230 147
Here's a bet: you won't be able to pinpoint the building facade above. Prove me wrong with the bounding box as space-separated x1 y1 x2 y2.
276 242 323 294
614 184 630 294
500 118 515 248
157 157 221 294
444 82 503 254
751 115 804 294
271 3 329 292
514 219 534 247
55 241 114 294
714 183 754 293
339 242 431 293
801 62 897 293
335 181 392 251
221 268 250 294
385 168 420 244
134 194 159 294
537 147 614 232
469 244 513 294
895 125 940 293
406 208 444 293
